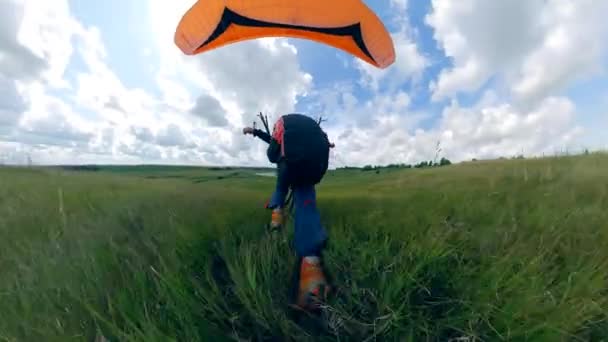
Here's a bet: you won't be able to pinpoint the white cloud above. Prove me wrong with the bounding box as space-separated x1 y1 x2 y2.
356 0 428 92
190 94 229 127
17 0 81 88
70 23 157 128
118 141 163 162
0 0 208 164
426 0 608 104
512 1 608 103
357 29 429 92
0 0 48 82
15 113 93 148
0 75 27 128
0 0 104 158
327 93 583 167
314 84 416 130
435 95 582 160
156 123 194 148
130 126 154 144
426 0 544 100
11 84 95 147
0 0 49 133
191 39 313 117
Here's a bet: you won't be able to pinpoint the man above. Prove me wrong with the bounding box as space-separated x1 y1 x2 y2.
243 113 332 312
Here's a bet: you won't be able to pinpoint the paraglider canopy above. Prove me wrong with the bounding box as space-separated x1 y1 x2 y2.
174 0 396 69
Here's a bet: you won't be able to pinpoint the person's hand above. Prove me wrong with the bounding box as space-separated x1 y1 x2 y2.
243 127 254 135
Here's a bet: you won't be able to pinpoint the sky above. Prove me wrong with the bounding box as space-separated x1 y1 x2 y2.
1 0 607 168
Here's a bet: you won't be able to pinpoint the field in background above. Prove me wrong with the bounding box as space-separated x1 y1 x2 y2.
1 154 607 341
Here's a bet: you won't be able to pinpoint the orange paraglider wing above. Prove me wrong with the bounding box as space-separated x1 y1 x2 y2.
174 0 395 69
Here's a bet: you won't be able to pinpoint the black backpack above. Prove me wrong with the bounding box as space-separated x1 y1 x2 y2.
277 113 330 186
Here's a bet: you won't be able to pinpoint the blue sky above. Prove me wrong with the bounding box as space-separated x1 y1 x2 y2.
1 0 607 166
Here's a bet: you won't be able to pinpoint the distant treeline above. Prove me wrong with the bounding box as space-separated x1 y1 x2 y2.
338 157 452 171
60 165 101 171
55 165 274 172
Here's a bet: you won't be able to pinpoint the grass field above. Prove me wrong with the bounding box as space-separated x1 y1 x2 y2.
1 153 607 341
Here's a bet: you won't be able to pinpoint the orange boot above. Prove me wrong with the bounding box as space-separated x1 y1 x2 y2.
297 256 330 311
270 208 284 231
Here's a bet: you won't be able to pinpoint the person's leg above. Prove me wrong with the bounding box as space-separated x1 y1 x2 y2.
292 184 327 257
267 162 290 229
292 184 330 311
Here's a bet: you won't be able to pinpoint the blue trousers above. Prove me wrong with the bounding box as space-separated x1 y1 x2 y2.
268 165 328 257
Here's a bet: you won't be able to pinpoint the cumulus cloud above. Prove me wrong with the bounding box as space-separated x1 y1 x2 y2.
0 0 242 165
88 126 115 155
11 89 95 148
327 93 582 167
17 0 82 88
511 1 608 103
104 96 125 113
435 95 582 160
118 141 162 161
0 0 48 81
156 123 195 148
1 0 100 153
311 83 417 130
356 0 428 92
72 24 143 122
14 112 93 148
190 94 228 127
0 0 48 132
0 75 26 128
357 30 429 92
426 0 608 104
192 39 313 116
131 126 155 144
426 0 544 99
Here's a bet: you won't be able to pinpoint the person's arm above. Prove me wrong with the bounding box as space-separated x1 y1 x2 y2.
253 129 272 144
243 127 281 163
243 127 272 144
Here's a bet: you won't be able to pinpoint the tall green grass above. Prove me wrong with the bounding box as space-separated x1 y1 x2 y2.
1 154 607 341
